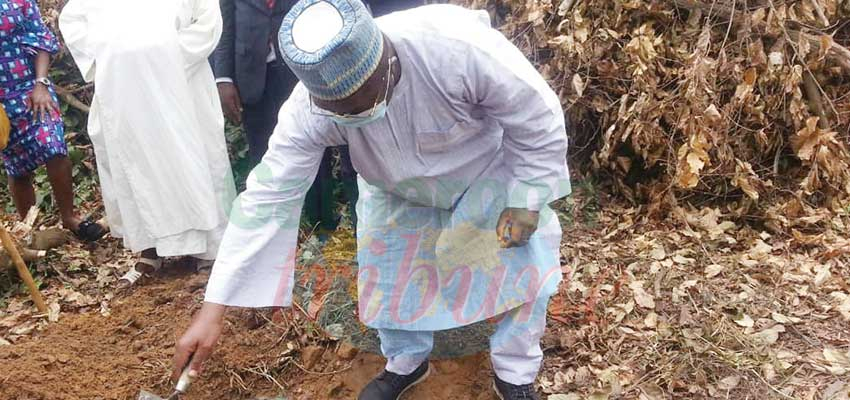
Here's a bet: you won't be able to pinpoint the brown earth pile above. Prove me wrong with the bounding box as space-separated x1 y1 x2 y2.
0 264 495 400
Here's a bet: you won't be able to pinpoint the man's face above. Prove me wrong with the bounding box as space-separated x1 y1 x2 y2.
313 37 395 117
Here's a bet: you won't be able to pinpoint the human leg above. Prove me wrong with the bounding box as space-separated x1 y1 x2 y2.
303 148 337 234
340 146 358 228
243 62 299 166
44 156 79 228
358 328 433 399
489 298 549 399
117 248 162 288
242 98 276 165
490 299 548 384
378 328 434 375
8 173 35 220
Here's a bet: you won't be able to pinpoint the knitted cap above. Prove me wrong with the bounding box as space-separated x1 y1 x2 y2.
279 0 383 101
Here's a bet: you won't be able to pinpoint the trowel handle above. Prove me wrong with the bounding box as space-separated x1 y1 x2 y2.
175 354 194 393
175 366 193 393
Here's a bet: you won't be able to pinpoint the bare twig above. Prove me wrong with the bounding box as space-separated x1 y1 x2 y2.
750 369 797 400
243 364 288 392
802 70 830 129
54 85 90 114
810 0 830 27
227 369 250 392
291 359 353 376
671 0 850 74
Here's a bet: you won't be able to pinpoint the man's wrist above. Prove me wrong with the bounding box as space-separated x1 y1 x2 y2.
35 77 51 87
199 302 228 320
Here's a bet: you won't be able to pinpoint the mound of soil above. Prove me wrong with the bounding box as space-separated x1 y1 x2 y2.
0 264 509 400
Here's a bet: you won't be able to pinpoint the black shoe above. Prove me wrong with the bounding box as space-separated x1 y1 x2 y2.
358 361 431 400
493 375 540 400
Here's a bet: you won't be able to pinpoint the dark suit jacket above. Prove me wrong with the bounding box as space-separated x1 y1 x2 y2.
214 0 427 105
368 0 425 17
214 0 294 105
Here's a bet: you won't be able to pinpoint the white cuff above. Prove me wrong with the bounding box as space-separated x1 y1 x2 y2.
215 77 234 84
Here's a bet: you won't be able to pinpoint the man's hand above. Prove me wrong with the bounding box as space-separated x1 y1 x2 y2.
496 207 539 248
172 302 226 381
217 82 243 124
27 83 59 123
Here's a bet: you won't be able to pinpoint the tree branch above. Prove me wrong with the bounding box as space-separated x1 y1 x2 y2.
670 0 850 74
54 85 90 114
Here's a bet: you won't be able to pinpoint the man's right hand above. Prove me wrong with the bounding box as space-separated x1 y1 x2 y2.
172 302 227 381
217 82 243 124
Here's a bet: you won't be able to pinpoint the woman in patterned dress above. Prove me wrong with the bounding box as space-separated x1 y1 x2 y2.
0 0 105 240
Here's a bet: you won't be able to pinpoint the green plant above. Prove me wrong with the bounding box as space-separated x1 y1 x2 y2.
225 122 252 191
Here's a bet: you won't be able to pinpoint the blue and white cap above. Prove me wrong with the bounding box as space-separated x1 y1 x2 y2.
279 0 383 101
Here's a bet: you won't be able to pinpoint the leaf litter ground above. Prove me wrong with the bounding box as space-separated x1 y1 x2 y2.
1 191 848 399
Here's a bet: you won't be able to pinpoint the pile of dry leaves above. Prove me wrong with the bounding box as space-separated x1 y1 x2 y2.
541 198 850 399
464 0 850 221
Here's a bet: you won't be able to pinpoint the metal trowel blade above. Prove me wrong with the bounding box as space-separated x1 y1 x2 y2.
137 390 165 400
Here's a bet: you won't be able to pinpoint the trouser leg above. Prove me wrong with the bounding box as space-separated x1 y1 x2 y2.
304 148 337 231
339 146 358 228
489 297 550 385
318 151 338 231
242 93 277 166
242 63 298 166
377 328 434 375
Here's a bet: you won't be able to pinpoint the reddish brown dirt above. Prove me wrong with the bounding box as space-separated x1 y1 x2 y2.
296 353 494 400
0 264 512 400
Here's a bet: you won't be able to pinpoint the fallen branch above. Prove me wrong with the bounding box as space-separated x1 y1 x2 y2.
54 85 90 114
802 70 830 129
791 30 850 73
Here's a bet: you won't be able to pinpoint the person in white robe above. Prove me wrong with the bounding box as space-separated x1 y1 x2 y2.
59 0 237 285
175 1 569 399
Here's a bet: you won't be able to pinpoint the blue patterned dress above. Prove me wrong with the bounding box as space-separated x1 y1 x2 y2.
0 0 64 177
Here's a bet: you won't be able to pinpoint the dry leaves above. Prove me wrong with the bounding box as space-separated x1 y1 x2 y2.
540 200 850 399
473 0 850 218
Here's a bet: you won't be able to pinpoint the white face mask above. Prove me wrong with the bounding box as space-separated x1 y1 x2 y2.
330 100 388 128
311 56 397 128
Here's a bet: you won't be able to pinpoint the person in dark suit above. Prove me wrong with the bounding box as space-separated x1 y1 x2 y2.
214 0 294 163
215 0 425 233
368 0 426 16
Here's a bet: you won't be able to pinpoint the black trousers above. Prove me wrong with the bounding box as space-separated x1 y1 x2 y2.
242 62 297 164
242 62 358 230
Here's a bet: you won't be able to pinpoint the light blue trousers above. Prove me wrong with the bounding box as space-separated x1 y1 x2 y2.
377 298 549 385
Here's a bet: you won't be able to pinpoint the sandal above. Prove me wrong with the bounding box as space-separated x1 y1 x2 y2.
117 257 162 287
72 217 108 243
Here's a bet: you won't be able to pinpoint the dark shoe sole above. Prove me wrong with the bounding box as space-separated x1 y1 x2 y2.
492 380 539 400
397 363 431 400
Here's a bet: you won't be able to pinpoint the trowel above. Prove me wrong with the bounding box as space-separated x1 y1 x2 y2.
138 366 193 400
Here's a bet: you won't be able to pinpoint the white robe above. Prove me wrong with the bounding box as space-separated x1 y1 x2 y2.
205 5 571 331
59 0 236 258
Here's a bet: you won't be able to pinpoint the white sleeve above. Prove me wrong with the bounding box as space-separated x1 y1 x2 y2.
204 100 325 308
179 0 222 69
58 0 96 83
460 23 571 211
